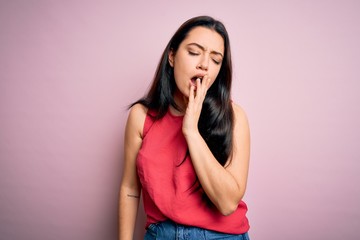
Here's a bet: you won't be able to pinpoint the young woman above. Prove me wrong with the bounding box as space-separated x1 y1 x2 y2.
119 16 250 240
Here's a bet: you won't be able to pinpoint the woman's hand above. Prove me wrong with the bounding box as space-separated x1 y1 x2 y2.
182 75 211 137
181 76 251 215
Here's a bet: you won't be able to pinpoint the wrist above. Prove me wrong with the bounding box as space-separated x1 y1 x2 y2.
183 128 201 141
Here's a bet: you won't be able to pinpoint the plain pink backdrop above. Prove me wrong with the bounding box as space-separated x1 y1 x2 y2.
1 1 359 239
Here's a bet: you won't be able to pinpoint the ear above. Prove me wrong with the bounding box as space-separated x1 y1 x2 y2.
168 49 175 67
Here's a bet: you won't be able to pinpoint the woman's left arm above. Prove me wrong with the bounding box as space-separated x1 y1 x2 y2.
183 78 250 216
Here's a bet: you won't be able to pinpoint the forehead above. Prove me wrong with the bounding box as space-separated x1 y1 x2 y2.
181 26 224 54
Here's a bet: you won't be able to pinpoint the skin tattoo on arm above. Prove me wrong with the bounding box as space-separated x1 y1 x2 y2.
127 194 140 199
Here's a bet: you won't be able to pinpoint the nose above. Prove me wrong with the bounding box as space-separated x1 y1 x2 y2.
196 55 209 71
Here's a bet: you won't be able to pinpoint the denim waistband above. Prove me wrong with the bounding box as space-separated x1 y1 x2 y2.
144 220 250 240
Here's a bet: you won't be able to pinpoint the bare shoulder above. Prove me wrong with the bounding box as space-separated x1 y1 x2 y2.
231 102 249 127
128 103 148 119
126 103 148 138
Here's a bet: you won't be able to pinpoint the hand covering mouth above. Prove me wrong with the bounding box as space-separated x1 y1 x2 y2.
190 76 203 85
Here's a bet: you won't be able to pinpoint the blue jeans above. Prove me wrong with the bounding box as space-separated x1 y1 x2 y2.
144 220 250 240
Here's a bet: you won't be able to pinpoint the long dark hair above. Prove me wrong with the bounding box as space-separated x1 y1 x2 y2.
132 16 234 166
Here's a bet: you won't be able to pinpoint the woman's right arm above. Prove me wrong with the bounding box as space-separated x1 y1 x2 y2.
119 104 147 240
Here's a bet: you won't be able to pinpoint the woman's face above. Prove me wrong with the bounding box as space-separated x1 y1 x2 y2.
169 26 224 100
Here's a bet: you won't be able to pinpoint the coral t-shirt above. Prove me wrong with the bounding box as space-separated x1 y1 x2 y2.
136 109 250 234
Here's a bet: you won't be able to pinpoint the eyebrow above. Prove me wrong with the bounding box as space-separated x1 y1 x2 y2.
187 42 224 58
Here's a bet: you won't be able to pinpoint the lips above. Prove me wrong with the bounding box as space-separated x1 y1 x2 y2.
190 75 203 85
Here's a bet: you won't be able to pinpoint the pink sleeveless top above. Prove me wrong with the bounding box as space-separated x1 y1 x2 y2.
136 109 250 234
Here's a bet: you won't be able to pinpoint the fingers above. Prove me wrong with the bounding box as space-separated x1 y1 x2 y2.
188 75 211 110
195 75 211 100
201 75 211 89
189 83 195 103
184 76 211 131
196 77 201 97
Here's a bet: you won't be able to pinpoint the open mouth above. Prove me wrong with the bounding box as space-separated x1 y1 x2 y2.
190 76 203 85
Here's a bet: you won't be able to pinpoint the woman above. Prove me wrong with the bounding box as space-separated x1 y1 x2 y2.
119 16 250 240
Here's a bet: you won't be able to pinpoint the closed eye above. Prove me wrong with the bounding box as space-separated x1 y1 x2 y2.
212 58 221 65
188 51 199 56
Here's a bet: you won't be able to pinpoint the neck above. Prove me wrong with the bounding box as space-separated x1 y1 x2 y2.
171 90 188 116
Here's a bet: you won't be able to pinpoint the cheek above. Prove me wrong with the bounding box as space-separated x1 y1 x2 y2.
173 63 189 83
173 69 188 91
173 68 184 85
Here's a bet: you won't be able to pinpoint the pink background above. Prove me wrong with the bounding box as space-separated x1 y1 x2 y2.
1 1 359 239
